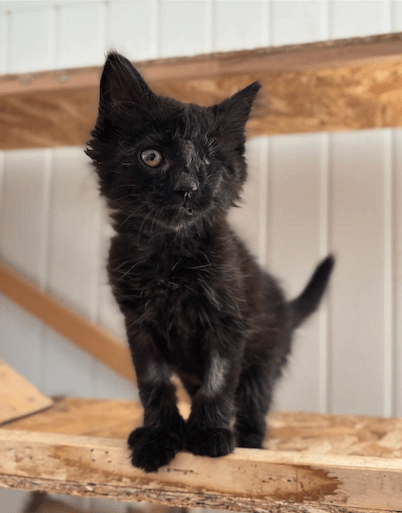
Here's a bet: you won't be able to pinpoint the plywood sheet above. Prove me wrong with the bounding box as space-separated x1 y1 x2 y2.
0 359 53 425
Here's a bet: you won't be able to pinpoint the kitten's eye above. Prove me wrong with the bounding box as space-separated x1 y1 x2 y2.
140 149 163 168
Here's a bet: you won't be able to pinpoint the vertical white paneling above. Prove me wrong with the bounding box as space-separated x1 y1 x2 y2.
213 0 267 51
267 1 328 413
268 134 324 412
56 1 106 68
330 0 389 39
0 6 9 73
329 0 390 417
7 4 54 72
108 0 159 60
382 128 394 417
0 150 50 284
227 137 268 261
394 129 402 417
47 149 101 319
42 148 102 399
215 0 269 262
271 0 326 45
394 0 402 419
330 130 386 415
394 0 402 31
158 0 211 57
0 150 50 386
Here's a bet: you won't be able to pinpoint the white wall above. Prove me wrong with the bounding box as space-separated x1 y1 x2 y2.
1 0 402 511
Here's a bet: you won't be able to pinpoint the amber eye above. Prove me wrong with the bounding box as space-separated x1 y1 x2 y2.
140 149 163 168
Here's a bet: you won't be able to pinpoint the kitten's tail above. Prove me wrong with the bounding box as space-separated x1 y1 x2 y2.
289 255 335 330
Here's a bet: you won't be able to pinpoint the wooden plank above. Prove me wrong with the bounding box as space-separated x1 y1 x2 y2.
0 428 401 511
2 32 402 149
0 260 136 383
3 397 402 460
0 360 53 426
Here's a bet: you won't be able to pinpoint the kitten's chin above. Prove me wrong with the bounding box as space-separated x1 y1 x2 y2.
164 207 200 232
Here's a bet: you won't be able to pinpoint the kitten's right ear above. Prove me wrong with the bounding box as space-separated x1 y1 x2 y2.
96 51 156 128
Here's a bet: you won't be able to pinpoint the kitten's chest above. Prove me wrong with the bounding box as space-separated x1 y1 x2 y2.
111 244 209 320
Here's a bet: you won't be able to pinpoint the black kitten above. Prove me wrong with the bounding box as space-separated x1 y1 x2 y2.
86 51 334 473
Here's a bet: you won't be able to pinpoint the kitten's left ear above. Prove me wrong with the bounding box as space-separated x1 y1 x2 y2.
213 81 261 137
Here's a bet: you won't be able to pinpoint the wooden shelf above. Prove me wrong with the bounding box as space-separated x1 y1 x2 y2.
1 397 402 512
2 32 402 150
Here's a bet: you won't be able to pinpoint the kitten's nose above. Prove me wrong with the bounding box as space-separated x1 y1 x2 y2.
172 172 198 194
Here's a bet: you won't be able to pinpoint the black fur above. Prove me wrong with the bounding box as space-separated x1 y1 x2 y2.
86 51 334 473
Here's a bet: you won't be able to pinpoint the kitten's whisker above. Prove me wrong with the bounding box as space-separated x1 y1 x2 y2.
137 203 160 245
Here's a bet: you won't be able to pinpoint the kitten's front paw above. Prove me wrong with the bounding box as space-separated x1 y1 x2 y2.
128 420 184 472
185 425 235 457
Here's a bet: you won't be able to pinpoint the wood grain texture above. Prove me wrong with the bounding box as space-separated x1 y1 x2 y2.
0 359 53 425
2 32 402 149
2 398 402 511
3 397 401 460
0 426 401 511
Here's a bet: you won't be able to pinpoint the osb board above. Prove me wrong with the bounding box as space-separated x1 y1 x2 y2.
2 32 402 149
0 359 53 425
3 397 402 460
1 428 401 512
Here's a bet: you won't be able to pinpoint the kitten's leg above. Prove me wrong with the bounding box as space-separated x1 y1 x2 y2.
127 333 185 472
234 362 277 448
185 349 241 457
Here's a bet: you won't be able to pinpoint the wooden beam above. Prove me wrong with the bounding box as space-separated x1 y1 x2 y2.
3 398 401 511
0 360 53 425
2 32 402 149
0 428 401 512
0 261 135 383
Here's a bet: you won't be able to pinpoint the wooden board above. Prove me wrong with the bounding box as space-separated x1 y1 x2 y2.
2 32 402 149
3 397 402 461
2 397 402 512
1 427 402 512
0 360 53 425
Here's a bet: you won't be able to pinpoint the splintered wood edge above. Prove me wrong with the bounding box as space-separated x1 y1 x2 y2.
0 360 53 425
0 429 401 511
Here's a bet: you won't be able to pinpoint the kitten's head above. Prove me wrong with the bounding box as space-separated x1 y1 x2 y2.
86 51 260 233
